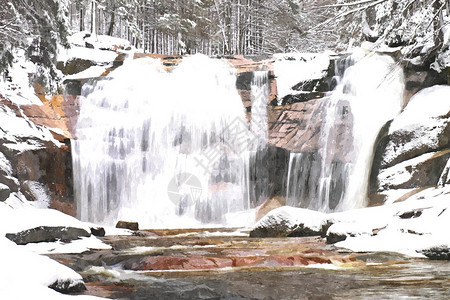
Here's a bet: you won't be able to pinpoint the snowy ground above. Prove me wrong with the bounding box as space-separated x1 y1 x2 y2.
0 193 131 299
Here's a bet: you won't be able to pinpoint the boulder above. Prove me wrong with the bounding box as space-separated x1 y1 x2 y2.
250 206 331 238
421 246 450 260
116 221 139 231
370 85 450 203
0 183 10 201
5 226 91 245
49 279 86 294
90 227 106 237
56 58 96 75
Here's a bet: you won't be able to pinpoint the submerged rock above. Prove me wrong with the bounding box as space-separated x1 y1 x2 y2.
5 226 91 245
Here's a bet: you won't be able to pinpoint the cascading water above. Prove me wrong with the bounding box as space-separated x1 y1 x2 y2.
250 71 269 146
248 71 273 206
287 51 404 212
72 55 253 228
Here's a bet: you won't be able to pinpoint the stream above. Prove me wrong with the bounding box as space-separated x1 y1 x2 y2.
49 229 450 299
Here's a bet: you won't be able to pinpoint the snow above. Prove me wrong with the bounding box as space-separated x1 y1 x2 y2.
254 186 450 258
331 186 450 257
382 85 450 167
377 152 436 189
0 104 60 151
58 46 118 64
0 236 104 300
65 65 109 80
390 85 450 132
0 49 43 106
273 52 331 101
254 206 330 233
0 152 12 175
0 195 128 298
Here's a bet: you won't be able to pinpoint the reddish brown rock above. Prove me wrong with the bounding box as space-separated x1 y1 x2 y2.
231 256 266 267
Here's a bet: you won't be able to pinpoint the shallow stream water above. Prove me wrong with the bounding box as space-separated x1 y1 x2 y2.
49 229 450 299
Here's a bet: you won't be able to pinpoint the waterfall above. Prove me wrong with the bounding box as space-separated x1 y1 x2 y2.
250 71 269 146
287 51 404 212
72 55 252 228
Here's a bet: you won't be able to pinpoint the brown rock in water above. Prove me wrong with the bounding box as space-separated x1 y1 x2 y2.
116 221 139 231
124 256 232 271
256 196 286 222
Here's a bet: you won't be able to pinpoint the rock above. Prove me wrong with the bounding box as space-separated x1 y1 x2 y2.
421 246 450 260
90 227 106 237
0 183 10 201
123 255 233 271
49 279 86 294
116 221 139 231
5 226 91 245
370 85 450 203
399 209 423 219
268 97 353 157
250 206 331 238
376 150 450 192
326 232 347 244
56 58 96 75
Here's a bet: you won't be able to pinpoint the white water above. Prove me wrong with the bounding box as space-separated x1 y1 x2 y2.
72 55 252 228
287 51 404 212
250 71 269 147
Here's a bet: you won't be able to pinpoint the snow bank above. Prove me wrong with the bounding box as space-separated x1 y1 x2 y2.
0 197 116 297
253 186 450 258
0 49 43 106
390 85 450 132
273 52 331 100
0 236 104 299
381 85 450 167
329 186 450 257
0 104 61 151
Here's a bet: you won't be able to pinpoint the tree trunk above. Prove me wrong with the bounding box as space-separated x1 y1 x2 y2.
108 7 115 36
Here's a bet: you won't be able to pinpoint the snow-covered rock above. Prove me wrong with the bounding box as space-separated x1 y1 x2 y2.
250 206 332 238
381 86 450 169
370 85 450 205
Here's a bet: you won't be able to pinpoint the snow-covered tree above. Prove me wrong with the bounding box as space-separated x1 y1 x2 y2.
0 0 70 90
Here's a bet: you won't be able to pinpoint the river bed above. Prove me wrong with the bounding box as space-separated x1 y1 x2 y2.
49 228 450 299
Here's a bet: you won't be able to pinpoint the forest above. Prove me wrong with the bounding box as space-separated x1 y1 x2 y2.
1 0 449 81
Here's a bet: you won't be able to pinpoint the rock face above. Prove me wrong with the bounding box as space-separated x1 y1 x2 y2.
370 85 450 204
5 226 90 245
0 96 75 214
